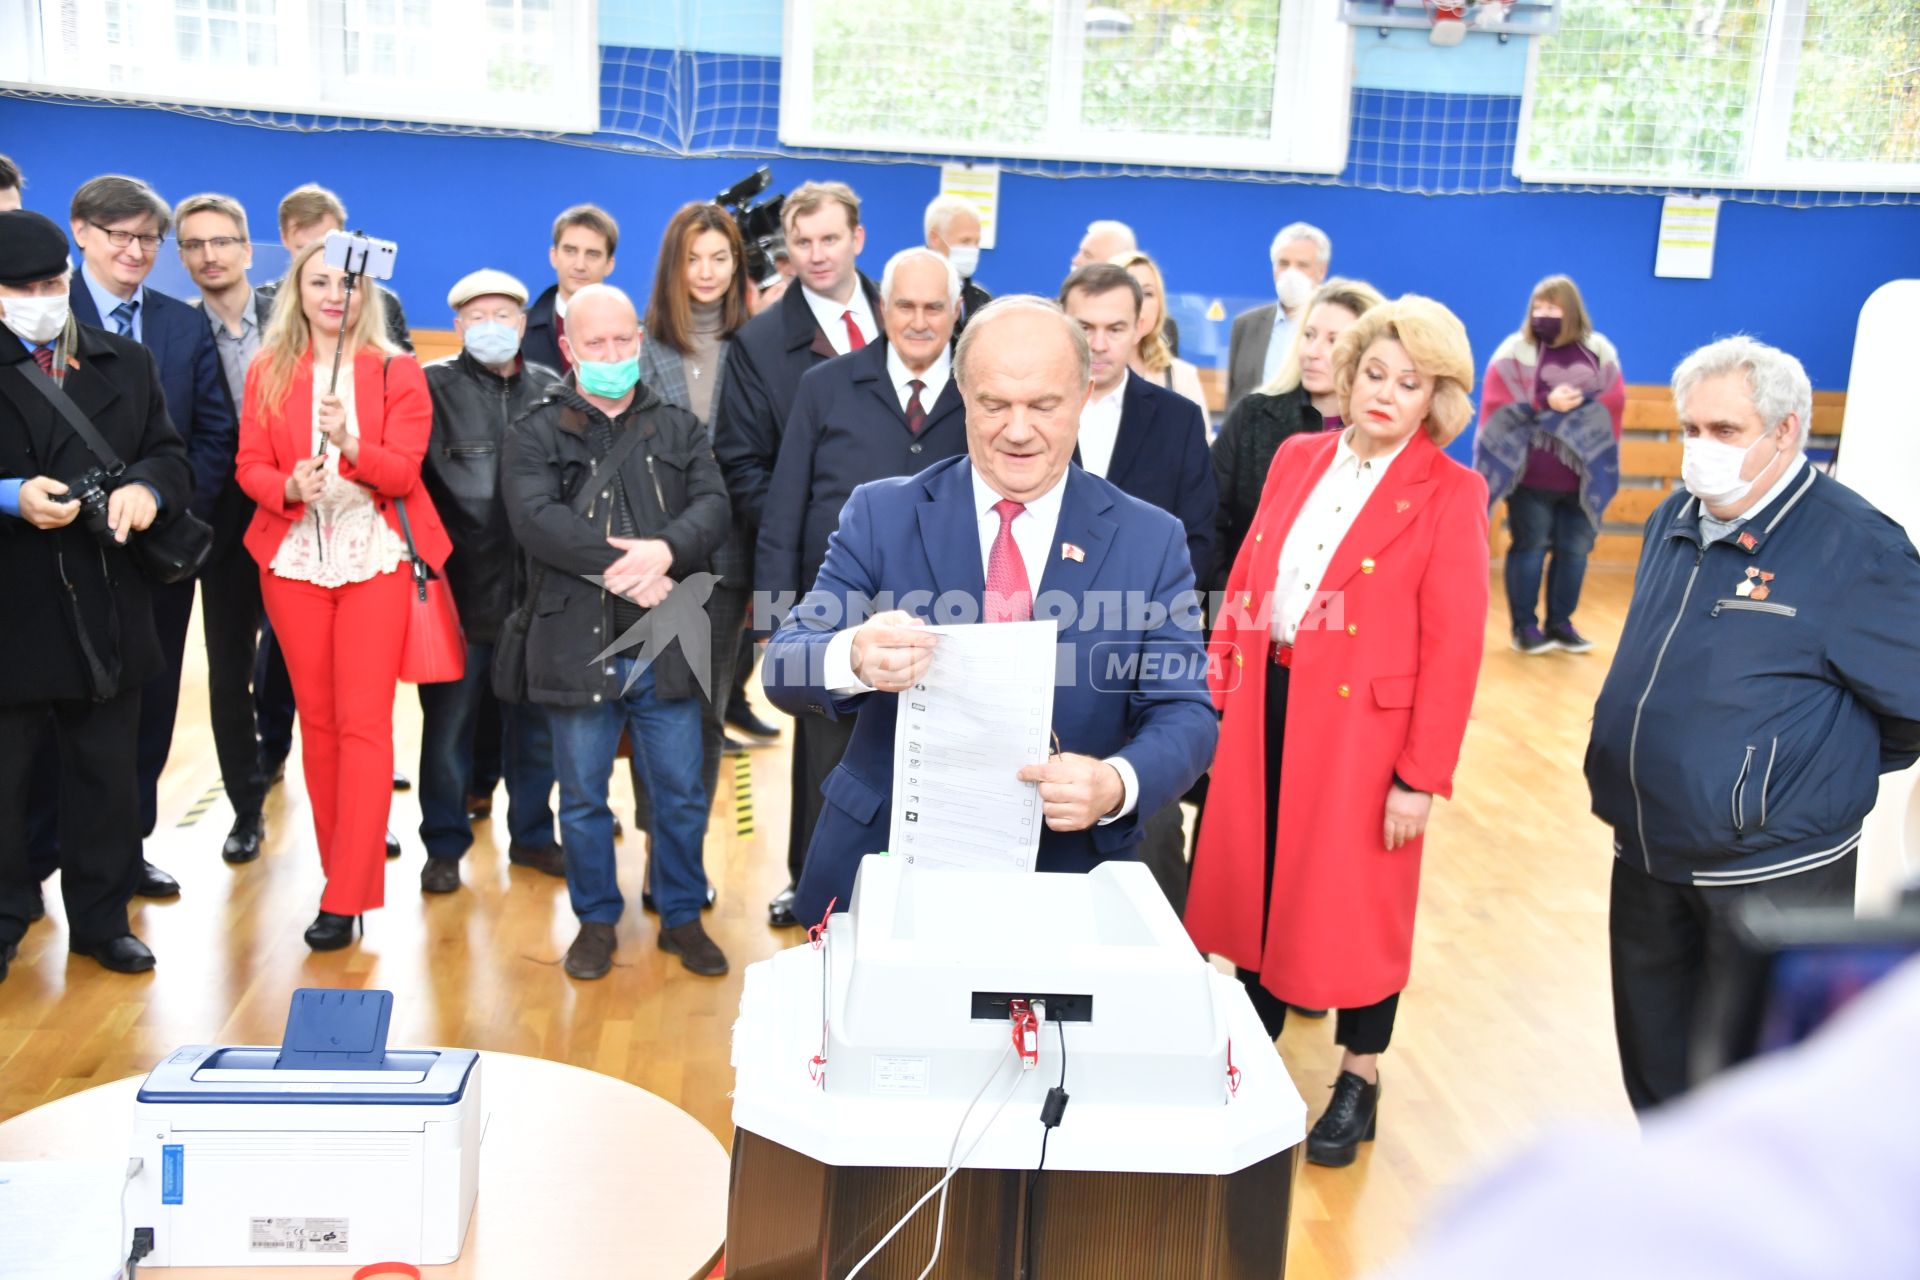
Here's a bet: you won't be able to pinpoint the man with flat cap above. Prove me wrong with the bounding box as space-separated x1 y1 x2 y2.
415 268 564 896
0 209 192 980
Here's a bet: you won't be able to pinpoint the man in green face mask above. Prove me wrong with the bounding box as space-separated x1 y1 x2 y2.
500 284 734 982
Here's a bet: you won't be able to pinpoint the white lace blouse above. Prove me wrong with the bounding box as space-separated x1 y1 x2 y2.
268 365 411 588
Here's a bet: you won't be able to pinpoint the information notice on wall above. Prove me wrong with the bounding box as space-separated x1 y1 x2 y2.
1654 195 1722 280
939 164 1001 250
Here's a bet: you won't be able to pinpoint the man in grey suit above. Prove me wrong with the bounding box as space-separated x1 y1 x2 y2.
1225 222 1331 412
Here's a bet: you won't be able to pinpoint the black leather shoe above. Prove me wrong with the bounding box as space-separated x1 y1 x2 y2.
722 735 751 756
71 933 156 973
222 812 266 864
385 831 402 859
420 858 461 894
725 699 781 739
768 883 800 928
304 910 360 951
1306 1071 1381 1167
507 842 566 878
134 860 180 898
658 919 729 977
392 771 412 792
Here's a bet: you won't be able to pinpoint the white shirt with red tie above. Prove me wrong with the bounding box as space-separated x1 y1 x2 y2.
801 281 877 355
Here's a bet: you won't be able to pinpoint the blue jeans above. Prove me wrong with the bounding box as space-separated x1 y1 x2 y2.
1505 485 1598 632
417 640 557 860
547 658 709 929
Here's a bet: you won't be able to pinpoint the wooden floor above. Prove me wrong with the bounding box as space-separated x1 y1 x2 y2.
0 567 1638 1279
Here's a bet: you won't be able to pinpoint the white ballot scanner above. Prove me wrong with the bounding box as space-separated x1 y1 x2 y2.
126 989 482 1266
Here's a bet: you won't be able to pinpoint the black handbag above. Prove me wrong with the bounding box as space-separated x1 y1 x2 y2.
493 423 648 703
17 357 214 584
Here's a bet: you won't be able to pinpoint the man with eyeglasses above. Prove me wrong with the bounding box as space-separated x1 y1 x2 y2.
62 174 235 901
175 192 273 867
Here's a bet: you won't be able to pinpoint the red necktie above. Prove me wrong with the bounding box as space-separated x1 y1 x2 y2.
555 311 571 370
31 346 55 375
984 499 1032 623
843 310 866 351
905 379 926 434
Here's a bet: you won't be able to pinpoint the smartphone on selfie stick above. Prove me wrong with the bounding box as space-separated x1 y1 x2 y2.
315 229 398 457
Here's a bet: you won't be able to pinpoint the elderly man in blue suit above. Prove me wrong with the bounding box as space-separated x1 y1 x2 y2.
67 175 235 899
763 296 1219 923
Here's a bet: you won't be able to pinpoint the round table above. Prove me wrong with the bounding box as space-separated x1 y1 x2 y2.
0 1051 727 1279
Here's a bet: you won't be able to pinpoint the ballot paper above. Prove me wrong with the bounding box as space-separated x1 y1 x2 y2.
891 620 1056 872
0 1159 128 1279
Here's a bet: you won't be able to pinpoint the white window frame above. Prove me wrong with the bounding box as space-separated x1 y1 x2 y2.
0 0 600 134
780 0 1353 175
1515 0 1920 193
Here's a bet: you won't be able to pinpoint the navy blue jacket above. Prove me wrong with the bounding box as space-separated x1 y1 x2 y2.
1586 466 1920 886
1081 372 1216 587
763 456 1219 923
69 279 234 524
754 340 967 614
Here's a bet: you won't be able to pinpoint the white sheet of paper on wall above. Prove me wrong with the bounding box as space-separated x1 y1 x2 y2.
1654 195 1722 280
939 164 1000 250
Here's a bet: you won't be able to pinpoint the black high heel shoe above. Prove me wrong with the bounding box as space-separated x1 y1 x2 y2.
304 910 362 952
1306 1071 1381 1167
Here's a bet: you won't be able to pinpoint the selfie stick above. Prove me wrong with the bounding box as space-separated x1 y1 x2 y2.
318 236 370 458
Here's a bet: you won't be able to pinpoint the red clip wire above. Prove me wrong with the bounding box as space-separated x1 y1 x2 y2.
1009 999 1039 1069
808 895 838 950
1226 1038 1243 1099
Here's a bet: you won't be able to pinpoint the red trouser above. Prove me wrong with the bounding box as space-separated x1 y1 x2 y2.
260 569 409 915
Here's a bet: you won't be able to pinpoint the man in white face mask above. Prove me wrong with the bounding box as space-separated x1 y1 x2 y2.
1227 221 1330 411
1585 334 1920 1115
0 208 193 981
923 194 992 334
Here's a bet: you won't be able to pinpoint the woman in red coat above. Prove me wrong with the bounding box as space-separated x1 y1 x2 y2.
235 239 449 950
1186 296 1488 1166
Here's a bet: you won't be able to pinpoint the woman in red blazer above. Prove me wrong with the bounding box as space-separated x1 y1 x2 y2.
1186 296 1488 1166
235 239 449 951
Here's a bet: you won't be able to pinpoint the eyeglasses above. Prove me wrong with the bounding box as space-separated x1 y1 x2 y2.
88 222 165 252
178 236 247 256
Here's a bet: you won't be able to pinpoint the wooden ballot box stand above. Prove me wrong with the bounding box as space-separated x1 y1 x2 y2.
724 1126 1296 1279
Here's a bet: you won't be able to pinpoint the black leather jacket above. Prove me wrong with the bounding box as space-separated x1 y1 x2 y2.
421 350 560 643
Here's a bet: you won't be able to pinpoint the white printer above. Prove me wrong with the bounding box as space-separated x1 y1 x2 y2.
126 989 482 1267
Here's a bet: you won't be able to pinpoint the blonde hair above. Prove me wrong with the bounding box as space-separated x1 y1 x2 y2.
277 183 347 238
1110 250 1173 374
1523 274 1592 349
1331 295 1476 446
782 181 861 235
174 192 250 243
1258 277 1388 397
253 239 397 420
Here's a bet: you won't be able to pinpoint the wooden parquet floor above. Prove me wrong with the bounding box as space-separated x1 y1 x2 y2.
0 568 1637 1279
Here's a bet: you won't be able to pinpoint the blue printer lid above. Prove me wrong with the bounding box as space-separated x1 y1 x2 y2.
136 988 479 1105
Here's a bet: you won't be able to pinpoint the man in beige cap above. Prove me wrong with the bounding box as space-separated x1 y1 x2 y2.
414 268 565 894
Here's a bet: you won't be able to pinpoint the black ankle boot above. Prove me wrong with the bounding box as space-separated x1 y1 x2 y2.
304 910 361 952
1306 1071 1380 1167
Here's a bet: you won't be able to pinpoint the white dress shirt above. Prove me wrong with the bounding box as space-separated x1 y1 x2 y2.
886 343 951 415
1076 370 1129 479
1272 429 1413 643
802 282 878 356
821 460 1138 821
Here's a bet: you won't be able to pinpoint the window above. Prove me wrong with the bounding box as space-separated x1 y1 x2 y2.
3 0 598 132
1518 0 1920 191
780 0 1353 174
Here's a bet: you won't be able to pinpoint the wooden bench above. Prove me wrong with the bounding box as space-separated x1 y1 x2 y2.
1492 385 1846 564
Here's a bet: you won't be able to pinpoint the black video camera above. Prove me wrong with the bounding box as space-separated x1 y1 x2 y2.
60 467 120 544
713 167 787 291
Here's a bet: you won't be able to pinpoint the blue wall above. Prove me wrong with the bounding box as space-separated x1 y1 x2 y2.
6 76 1918 450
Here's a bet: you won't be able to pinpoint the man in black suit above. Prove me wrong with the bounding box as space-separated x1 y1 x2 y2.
522 204 618 375
0 209 193 977
714 179 882 927
1225 222 1331 412
923 194 991 332
756 248 970 853
1059 262 1215 912
67 175 236 899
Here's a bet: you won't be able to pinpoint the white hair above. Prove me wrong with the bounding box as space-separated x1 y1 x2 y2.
881 246 962 307
1269 222 1331 268
1082 219 1137 252
1672 335 1813 448
954 295 1090 393
923 194 982 241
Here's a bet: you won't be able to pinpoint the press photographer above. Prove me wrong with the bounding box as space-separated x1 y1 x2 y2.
0 209 191 980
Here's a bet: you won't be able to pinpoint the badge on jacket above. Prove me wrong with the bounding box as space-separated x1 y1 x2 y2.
1735 567 1775 600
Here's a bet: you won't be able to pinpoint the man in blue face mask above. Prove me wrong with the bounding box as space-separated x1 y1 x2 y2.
500 284 733 981
415 269 565 896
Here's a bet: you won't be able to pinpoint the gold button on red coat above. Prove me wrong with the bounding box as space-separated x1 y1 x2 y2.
1347 624 1358 636
1360 558 1376 574
1337 684 1350 698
